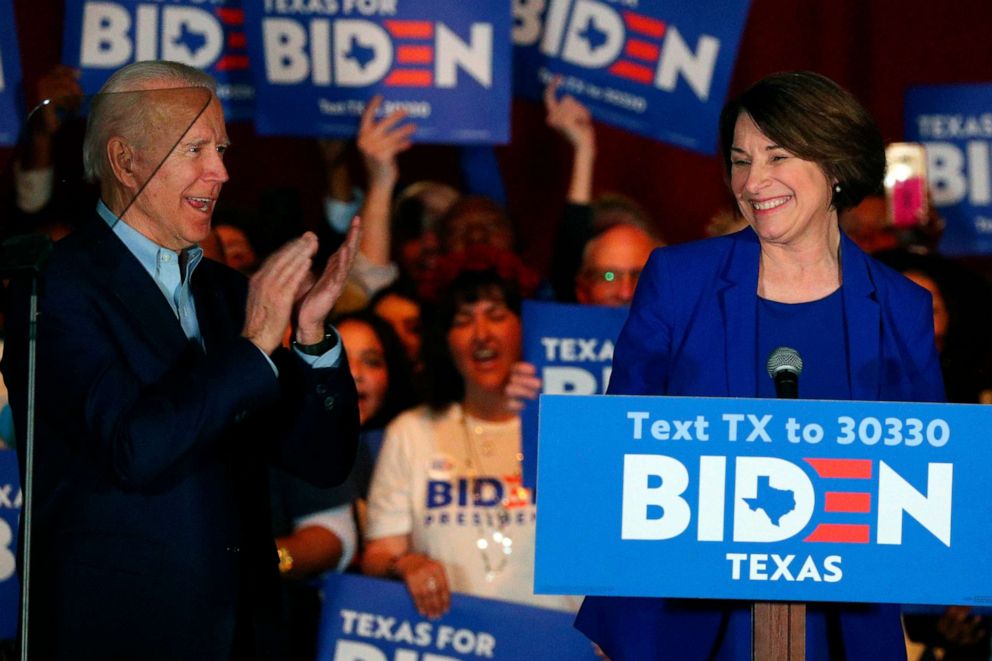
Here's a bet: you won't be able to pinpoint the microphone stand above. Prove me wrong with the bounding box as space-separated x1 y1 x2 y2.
752 350 806 660
1 234 52 661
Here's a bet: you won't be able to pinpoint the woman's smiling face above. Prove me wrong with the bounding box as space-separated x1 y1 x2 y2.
730 113 836 249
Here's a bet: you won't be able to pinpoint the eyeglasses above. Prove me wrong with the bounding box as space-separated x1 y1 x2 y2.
582 268 642 286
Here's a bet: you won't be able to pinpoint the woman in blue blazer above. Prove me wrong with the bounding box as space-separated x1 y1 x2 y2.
575 72 944 660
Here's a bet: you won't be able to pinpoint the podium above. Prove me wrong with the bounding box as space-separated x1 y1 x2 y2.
535 394 988 658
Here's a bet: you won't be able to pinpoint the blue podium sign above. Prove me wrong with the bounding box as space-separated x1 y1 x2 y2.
0 449 22 639
535 395 992 605
520 300 627 495
513 0 751 153
316 574 597 660
62 0 256 120
242 1 511 143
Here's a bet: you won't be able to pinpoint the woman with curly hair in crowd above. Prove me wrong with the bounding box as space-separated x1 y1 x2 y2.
361 246 579 618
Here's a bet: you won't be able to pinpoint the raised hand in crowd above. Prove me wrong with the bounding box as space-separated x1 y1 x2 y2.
544 76 595 205
356 95 416 267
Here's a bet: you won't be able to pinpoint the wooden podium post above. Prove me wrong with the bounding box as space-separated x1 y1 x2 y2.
753 602 805 660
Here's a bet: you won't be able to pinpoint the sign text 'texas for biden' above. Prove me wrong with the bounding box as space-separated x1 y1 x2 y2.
535 395 992 605
243 0 511 142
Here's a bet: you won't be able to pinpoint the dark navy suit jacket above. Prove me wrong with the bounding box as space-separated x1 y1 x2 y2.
2 216 359 660
576 227 945 660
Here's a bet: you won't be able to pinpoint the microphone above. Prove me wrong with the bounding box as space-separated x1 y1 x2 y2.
767 347 803 399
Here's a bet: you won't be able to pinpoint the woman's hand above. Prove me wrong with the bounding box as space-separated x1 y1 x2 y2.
357 95 416 189
544 76 596 204
504 361 542 412
393 553 451 619
544 76 595 153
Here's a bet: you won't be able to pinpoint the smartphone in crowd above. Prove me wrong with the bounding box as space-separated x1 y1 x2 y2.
884 142 929 228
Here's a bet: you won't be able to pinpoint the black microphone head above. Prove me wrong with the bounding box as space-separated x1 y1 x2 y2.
767 346 803 379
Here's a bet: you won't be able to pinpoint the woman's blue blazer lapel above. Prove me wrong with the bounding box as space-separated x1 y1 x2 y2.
716 228 882 401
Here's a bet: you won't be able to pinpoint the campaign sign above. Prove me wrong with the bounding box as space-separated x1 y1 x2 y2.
62 0 256 120
905 84 992 255
513 0 750 153
315 573 597 660
520 300 627 495
535 395 992 605
0 450 22 639
243 0 511 143
0 0 23 146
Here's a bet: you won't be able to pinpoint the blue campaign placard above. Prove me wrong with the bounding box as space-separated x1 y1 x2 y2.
62 0 256 120
315 573 597 660
242 1 511 143
535 395 992 605
0 0 24 146
513 0 751 154
520 300 627 495
0 450 22 640
905 84 992 255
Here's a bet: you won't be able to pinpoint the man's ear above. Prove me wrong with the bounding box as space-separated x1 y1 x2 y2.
106 136 138 189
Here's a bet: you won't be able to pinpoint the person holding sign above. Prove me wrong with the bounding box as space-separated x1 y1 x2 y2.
362 247 579 618
574 72 945 659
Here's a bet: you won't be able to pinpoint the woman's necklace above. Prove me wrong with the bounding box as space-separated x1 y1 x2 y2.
460 409 526 582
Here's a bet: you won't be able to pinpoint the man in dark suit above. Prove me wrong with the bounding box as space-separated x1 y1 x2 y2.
2 61 360 659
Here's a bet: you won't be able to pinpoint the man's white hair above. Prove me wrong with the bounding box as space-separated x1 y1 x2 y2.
82 60 217 183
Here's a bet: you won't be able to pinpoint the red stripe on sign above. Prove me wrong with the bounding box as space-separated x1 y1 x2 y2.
385 70 433 87
215 55 249 72
824 492 872 513
804 458 873 479
607 61 654 85
804 524 871 543
625 39 660 62
397 46 433 65
385 20 434 39
227 33 246 49
216 8 244 24
623 11 666 39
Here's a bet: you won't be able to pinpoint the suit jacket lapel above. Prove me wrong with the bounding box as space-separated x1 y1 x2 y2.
719 230 761 397
85 217 190 359
840 233 881 400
